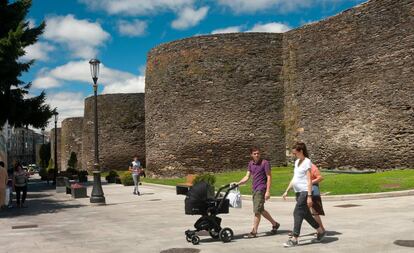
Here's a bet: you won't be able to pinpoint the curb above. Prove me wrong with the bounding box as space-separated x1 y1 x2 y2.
142 182 414 201
242 189 414 202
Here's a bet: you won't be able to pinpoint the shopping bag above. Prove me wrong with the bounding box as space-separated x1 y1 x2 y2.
226 186 242 208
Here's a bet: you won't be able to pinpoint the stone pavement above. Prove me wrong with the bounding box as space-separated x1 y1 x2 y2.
0 177 413 253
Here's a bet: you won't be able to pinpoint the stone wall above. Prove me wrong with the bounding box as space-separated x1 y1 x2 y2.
50 128 61 170
282 0 414 169
61 117 83 171
82 94 145 172
146 33 286 176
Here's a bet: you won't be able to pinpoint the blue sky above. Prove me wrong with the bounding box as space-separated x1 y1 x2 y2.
23 0 366 129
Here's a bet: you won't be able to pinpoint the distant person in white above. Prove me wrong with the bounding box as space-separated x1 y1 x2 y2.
129 156 142 196
282 142 326 247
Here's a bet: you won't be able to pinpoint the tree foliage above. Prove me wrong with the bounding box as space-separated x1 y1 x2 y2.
0 0 54 129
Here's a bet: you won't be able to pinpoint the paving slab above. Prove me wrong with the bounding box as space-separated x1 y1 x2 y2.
1 178 413 253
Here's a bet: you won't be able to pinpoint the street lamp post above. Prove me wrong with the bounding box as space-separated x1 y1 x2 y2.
89 58 105 204
53 112 58 184
41 127 45 144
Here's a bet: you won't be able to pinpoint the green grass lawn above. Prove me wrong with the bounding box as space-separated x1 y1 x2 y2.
140 167 414 196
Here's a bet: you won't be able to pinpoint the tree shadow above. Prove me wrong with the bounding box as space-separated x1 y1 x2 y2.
0 179 85 218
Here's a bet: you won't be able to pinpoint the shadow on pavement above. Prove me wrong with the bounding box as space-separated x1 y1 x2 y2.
0 178 85 218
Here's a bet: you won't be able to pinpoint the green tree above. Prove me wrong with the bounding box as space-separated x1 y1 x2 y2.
39 142 50 168
67 152 78 170
0 0 54 129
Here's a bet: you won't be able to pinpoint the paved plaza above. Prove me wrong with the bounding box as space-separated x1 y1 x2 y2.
1 177 413 253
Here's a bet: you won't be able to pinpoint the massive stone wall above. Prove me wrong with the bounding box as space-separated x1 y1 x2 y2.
283 0 414 169
146 33 286 176
61 117 83 171
50 128 61 171
82 94 145 171
145 0 413 175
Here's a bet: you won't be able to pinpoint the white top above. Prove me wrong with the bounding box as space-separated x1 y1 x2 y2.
131 160 141 175
292 157 312 193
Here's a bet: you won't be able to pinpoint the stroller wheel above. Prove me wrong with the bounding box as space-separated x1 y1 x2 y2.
186 235 192 242
209 228 220 239
219 228 233 243
191 235 200 245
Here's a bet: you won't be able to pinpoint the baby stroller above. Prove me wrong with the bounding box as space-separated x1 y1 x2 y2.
183 181 238 245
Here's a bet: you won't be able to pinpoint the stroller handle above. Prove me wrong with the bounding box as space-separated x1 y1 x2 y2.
214 183 239 200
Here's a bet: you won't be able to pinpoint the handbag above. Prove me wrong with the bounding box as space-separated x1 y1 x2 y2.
226 186 242 208
312 184 320 196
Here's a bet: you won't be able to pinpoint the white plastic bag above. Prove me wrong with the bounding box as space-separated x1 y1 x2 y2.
5 187 10 205
226 186 242 208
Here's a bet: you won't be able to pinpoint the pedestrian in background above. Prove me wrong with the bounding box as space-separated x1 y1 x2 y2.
0 161 8 209
13 162 29 208
129 156 142 196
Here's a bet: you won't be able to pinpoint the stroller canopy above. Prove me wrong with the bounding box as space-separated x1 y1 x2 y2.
187 181 214 201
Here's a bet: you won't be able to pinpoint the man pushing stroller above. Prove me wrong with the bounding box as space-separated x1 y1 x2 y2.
236 147 281 238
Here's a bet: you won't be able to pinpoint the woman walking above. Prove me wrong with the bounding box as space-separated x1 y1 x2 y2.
282 142 325 247
13 163 29 208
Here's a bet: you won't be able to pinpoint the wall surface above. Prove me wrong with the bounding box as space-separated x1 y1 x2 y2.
82 94 145 171
283 0 414 169
61 117 83 171
146 33 286 176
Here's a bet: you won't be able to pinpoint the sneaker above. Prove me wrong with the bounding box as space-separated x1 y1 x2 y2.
315 231 326 242
137 191 141 196
243 232 257 239
133 192 137 195
283 238 298 248
270 222 280 234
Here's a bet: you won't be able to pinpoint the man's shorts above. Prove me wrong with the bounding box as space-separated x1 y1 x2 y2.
252 191 265 214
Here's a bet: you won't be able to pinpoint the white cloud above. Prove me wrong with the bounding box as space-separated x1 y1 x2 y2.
247 22 291 33
43 15 110 59
33 60 145 94
27 18 36 28
171 6 209 30
46 91 85 129
102 76 145 94
21 42 55 61
211 22 291 34
138 65 146 75
79 0 194 16
117 19 148 37
211 26 243 34
217 0 315 14
33 75 61 89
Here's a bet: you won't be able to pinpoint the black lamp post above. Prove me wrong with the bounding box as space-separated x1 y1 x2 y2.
41 127 45 144
53 112 58 184
89 58 105 204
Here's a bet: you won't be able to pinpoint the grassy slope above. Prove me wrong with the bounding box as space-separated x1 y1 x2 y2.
141 167 414 195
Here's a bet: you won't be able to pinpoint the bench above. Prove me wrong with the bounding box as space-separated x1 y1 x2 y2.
63 177 87 198
176 174 195 195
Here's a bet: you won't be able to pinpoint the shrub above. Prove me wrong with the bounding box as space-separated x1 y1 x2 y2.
39 167 48 180
105 170 119 183
120 171 134 186
46 158 54 170
66 167 77 176
67 152 78 170
78 170 88 182
193 173 216 186
193 173 216 197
